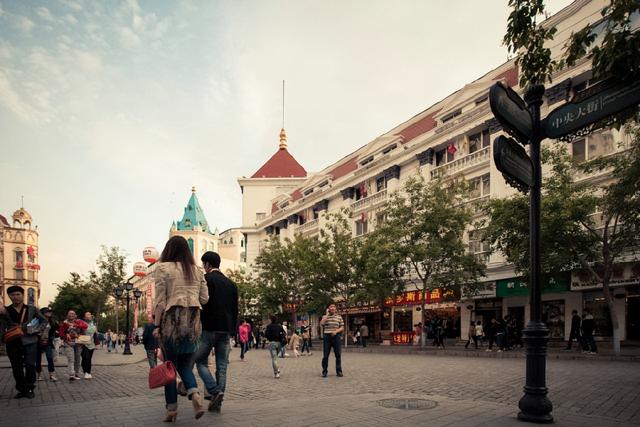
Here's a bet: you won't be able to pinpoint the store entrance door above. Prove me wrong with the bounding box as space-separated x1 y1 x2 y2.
627 294 640 341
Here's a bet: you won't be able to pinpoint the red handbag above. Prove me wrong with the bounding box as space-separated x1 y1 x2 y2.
148 360 176 389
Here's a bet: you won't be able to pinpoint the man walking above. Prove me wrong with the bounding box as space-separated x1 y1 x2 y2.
565 310 582 351
142 315 159 367
193 251 238 413
265 315 286 378
0 286 44 398
359 323 369 348
581 309 598 354
320 303 344 378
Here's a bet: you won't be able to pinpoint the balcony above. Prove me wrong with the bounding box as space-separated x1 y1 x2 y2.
350 189 388 213
430 146 490 179
296 218 319 235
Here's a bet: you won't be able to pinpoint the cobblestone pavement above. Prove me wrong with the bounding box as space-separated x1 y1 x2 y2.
1 345 639 426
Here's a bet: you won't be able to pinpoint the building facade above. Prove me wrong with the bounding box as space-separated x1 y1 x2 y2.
239 0 640 344
1 208 41 306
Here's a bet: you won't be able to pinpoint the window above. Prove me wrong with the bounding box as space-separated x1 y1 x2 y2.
355 220 368 236
441 109 462 123
571 130 615 163
376 176 387 192
382 144 397 155
376 213 386 225
435 148 446 166
187 239 194 254
15 269 24 280
469 173 490 199
468 229 490 263
360 156 374 166
303 189 314 196
468 129 491 154
256 212 266 221
15 250 23 263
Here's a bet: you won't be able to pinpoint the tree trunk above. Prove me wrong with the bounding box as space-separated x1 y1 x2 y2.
420 280 427 348
602 281 621 355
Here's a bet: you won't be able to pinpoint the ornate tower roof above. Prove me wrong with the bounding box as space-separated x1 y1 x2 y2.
251 128 307 178
175 187 212 233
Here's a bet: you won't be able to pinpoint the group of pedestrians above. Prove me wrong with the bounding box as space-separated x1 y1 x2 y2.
0 286 100 399
566 309 598 354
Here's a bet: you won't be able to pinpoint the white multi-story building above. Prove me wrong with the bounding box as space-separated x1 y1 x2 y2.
238 0 640 344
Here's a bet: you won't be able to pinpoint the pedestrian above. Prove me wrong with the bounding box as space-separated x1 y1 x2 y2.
252 323 261 350
0 286 45 398
105 329 113 352
280 321 288 358
36 306 58 382
59 310 88 381
80 312 97 379
352 329 360 346
465 320 478 349
301 326 311 355
565 309 582 351
359 323 369 348
320 303 344 378
581 309 598 354
486 318 497 351
193 251 238 414
151 235 209 422
475 320 484 348
265 315 286 378
239 319 251 361
290 329 301 357
142 315 159 368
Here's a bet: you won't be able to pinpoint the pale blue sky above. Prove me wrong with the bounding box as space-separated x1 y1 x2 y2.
0 0 573 304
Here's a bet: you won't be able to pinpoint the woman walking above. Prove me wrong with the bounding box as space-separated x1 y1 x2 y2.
238 319 251 361
80 312 97 379
36 307 58 382
152 236 208 422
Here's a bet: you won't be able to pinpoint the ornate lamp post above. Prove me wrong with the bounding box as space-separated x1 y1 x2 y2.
113 282 143 356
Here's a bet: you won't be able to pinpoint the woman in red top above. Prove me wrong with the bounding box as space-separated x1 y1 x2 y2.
238 320 251 361
59 310 88 381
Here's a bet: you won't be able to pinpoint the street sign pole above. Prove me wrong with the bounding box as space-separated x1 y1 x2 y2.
518 84 553 424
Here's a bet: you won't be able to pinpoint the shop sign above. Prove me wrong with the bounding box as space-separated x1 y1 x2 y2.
384 288 457 307
336 300 382 315
391 331 414 345
571 263 640 291
462 282 496 299
496 274 569 297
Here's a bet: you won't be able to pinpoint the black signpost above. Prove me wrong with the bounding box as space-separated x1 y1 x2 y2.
489 76 640 424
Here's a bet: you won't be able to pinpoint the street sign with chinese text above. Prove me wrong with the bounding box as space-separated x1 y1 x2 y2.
543 79 640 139
493 135 533 192
489 81 533 144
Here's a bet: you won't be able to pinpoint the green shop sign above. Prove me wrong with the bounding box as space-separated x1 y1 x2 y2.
496 274 569 297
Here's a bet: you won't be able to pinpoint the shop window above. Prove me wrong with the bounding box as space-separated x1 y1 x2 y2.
393 308 413 332
571 130 616 163
542 300 565 339
583 291 613 337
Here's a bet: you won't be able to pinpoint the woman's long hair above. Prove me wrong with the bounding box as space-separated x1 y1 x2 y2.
159 236 196 281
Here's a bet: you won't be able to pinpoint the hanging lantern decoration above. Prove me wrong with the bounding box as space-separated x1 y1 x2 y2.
133 262 148 277
143 247 159 264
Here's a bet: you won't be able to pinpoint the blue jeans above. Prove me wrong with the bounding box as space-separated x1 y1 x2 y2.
162 342 198 410
268 342 281 374
194 331 230 396
36 344 55 373
240 341 249 359
322 334 342 374
301 339 310 354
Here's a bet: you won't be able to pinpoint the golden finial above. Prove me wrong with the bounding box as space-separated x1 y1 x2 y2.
279 128 287 150
192 186 196 193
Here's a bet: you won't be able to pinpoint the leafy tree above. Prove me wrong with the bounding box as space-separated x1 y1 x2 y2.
255 234 325 327
227 267 261 320
50 272 104 321
88 246 128 324
375 175 486 347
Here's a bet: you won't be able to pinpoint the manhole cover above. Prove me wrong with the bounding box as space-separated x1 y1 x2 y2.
377 398 437 410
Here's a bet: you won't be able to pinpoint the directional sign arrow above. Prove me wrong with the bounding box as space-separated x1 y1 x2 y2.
493 135 533 193
489 81 533 145
543 79 640 139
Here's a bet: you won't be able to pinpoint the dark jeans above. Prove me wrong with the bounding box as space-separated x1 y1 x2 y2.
566 330 581 350
465 336 478 349
36 344 55 373
81 347 94 374
583 333 597 353
194 331 230 396
361 336 368 348
7 341 37 393
321 334 342 374
240 341 249 359
163 342 198 411
301 339 311 354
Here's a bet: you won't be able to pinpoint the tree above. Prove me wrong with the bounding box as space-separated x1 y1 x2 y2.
88 246 128 326
318 209 364 345
486 134 640 354
375 175 486 347
255 234 325 327
227 267 261 320
50 272 104 321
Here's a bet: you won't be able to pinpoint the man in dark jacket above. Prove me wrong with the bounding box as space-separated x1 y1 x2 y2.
0 286 44 398
193 251 238 413
565 310 582 351
142 315 159 367
581 309 598 354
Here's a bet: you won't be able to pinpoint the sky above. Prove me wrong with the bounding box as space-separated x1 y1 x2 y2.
0 0 575 304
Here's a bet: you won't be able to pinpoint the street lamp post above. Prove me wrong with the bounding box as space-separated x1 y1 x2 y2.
113 283 143 356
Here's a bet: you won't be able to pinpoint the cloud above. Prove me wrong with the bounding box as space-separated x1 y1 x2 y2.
64 14 78 25
0 70 38 121
60 0 83 12
118 26 140 48
75 51 102 72
15 15 35 33
36 7 54 22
